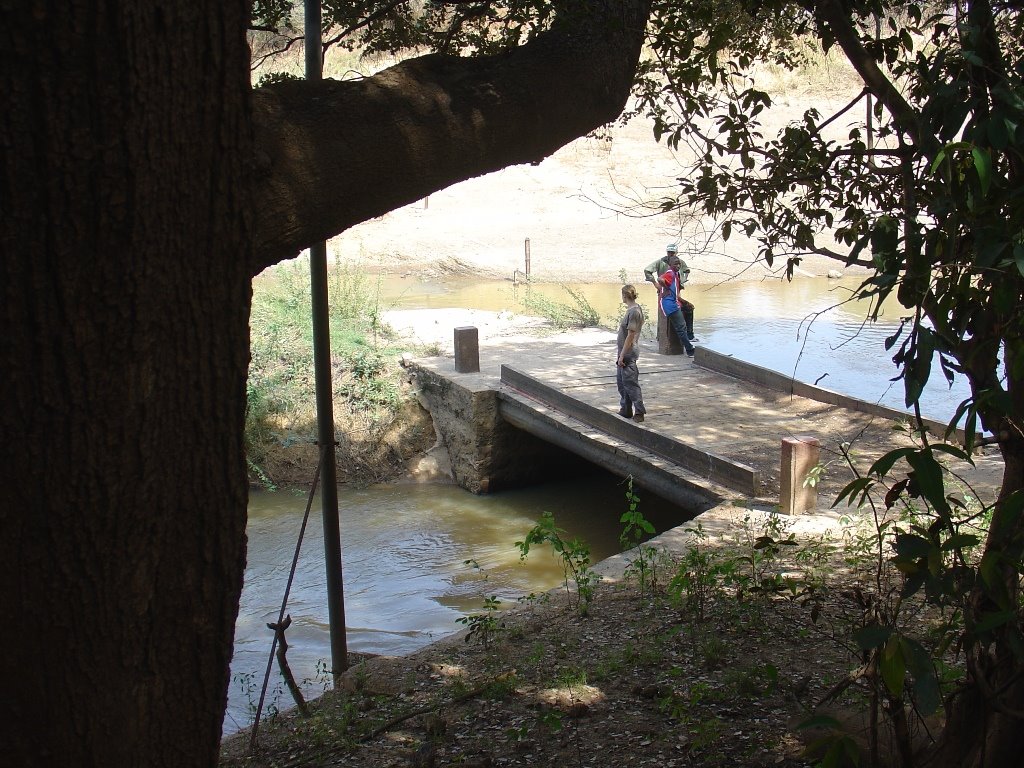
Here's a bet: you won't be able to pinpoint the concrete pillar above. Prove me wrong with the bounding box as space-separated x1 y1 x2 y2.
657 311 684 355
454 326 480 373
780 436 820 515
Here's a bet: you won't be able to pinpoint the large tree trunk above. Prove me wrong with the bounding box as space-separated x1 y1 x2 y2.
930 343 1024 768
1 0 651 763
0 2 253 766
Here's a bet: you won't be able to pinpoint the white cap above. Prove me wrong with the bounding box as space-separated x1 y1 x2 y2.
666 243 679 253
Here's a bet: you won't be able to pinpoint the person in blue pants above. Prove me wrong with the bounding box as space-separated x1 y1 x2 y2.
645 243 696 341
659 268 695 357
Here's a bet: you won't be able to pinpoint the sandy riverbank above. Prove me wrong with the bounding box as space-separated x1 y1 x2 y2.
322 104 868 288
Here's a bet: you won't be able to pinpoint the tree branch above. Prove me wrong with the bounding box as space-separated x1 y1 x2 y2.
812 0 921 145
250 0 651 274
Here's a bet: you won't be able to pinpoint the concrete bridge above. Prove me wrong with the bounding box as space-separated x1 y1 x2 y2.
405 327 994 515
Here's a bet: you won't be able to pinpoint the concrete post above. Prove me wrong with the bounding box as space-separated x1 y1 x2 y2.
454 326 480 373
780 436 820 515
657 311 684 355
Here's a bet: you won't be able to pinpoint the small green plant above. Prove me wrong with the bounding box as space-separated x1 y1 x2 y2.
619 477 659 598
256 71 301 87
668 524 735 620
538 709 564 733
246 457 278 491
658 682 727 759
485 670 518 699
726 663 779 697
804 462 827 488
797 714 861 768
301 658 334 695
803 445 850 489
232 670 258 726
698 633 729 669
516 511 600 615
456 595 504 649
735 511 798 597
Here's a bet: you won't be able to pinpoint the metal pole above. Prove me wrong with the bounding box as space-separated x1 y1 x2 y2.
524 237 531 277
305 0 348 682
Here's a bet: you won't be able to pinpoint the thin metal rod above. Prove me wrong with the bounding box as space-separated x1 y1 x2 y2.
305 0 348 684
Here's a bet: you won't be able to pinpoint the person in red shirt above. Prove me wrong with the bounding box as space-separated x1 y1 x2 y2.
659 267 695 358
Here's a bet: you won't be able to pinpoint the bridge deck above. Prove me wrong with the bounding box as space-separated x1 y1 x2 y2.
410 325 1002 512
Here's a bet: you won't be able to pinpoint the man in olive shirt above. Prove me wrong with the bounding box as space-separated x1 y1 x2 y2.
643 243 696 341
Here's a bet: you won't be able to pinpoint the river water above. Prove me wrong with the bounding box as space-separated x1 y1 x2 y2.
227 273 970 734
226 474 685 734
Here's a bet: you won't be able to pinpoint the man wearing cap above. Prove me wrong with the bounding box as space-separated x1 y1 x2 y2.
643 243 696 342
659 267 696 358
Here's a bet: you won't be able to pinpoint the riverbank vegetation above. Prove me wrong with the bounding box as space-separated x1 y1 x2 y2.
247 258 436 488
222 464 991 768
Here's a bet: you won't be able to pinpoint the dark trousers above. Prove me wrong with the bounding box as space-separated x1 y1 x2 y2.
616 357 645 415
680 299 694 339
666 310 695 354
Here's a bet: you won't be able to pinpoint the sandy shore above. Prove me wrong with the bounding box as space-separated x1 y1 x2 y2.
326 105 868 288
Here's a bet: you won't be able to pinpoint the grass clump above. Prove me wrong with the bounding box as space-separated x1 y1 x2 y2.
517 282 600 329
246 256 410 487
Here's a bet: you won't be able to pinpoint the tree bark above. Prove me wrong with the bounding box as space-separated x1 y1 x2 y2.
929 334 1024 768
250 0 652 275
1 0 653 765
1 1 253 765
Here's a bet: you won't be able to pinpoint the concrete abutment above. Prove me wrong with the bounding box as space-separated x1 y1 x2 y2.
408 364 591 493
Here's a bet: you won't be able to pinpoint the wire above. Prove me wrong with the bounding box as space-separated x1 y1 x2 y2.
249 447 325 751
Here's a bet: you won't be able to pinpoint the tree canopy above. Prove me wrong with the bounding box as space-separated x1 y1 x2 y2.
632 2 1023 765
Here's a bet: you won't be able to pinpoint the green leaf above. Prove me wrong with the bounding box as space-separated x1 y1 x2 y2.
906 450 948 512
940 532 980 551
868 447 915 479
904 328 936 408
796 714 842 730
881 636 907 696
834 476 874 507
900 637 940 714
901 570 927 598
930 141 971 174
930 443 971 463
853 623 894 651
972 147 992 196
893 533 932 559
987 116 1010 150
972 609 1017 634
